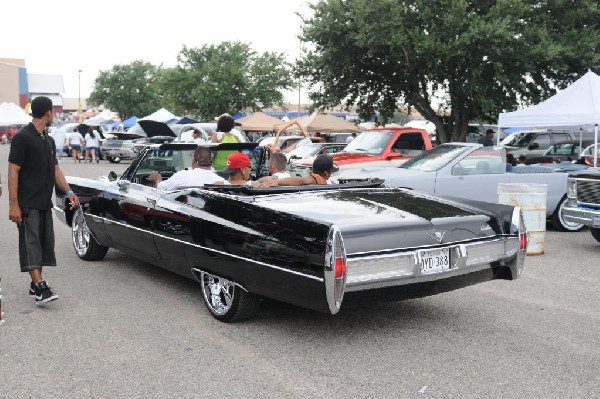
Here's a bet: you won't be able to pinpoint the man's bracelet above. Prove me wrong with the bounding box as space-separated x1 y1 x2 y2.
66 190 74 196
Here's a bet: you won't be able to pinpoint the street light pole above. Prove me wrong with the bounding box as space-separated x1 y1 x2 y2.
78 69 82 123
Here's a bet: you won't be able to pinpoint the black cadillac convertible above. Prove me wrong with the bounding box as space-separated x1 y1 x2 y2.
54 143 528 322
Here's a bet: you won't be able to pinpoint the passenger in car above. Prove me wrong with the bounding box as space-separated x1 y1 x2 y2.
146 147 222 190
260 154 338 186
258 152 291 183
215 152 257 186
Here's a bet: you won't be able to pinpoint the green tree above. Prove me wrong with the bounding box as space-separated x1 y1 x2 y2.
298 0 600 142
159 42 294 119
88 60 162 119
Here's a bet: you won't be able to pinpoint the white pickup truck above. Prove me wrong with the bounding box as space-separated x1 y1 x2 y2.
336 143 585 231
563 169 600 242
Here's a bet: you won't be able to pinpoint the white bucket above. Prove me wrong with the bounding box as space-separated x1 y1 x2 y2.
498 183 547 256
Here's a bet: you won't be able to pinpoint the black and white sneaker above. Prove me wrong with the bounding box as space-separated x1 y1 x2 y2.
34 281 58 305
29 281 36 297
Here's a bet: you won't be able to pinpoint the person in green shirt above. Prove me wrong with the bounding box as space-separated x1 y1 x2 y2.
211 114 240 170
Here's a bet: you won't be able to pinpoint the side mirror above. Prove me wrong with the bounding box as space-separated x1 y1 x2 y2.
529 142 540 150
386 152 403 160
108 171 118 181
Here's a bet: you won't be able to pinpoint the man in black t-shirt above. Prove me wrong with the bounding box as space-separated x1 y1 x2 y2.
8 96 79 305
478 129 495 147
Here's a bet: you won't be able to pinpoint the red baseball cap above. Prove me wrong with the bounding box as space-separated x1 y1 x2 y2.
223 152 251 173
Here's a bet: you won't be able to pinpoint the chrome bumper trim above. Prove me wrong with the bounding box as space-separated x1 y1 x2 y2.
563 205 600 226
345 237 518 292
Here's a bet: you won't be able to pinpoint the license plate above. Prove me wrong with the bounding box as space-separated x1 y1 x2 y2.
419 248 451 274
593 216 600 228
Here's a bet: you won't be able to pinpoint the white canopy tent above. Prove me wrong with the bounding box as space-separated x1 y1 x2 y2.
139 108 177 123
83 109 117 126
0 102 31 125
498 70 600 166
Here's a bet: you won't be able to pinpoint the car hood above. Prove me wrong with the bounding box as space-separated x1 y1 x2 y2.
294 152 375 167
255 188 504 254
335 166 429 182
138 120 176 138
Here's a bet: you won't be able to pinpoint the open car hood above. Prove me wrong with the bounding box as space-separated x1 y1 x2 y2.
138 120 177 138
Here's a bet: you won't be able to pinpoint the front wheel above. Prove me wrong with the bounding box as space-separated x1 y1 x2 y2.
551 196 585 232
107 156 121 163
200 271 259 322
591 227 600 243
72 208 109 261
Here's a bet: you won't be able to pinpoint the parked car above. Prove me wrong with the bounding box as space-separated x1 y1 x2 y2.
505 129 576 158
564 169 600 243
578 143 600 166
285 142 347 161
170 123 210 143
336 143 584 231
289 127 432 176
53 142 527 322
100 124 146 163
258 135 322 151
130 120 179 154
526 139 597 164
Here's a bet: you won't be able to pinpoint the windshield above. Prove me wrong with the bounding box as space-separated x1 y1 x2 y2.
287 143 320 159
512 133 535 147
344 131 394 155
400 145 469 171
582 144 600 156
545 143 579 156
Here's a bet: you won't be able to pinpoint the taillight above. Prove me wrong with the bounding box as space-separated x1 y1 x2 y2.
510 207 527 278
335 258 347 279
519 231 528 251
325 226 347 314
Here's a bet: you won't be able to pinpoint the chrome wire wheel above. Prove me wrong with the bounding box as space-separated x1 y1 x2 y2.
72 209 91 257
201 272 234 316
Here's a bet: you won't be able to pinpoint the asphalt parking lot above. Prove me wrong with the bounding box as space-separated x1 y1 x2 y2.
0 144 599 399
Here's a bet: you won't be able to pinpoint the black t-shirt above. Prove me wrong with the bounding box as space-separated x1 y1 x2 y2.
8 123 58 210
478 136 494 147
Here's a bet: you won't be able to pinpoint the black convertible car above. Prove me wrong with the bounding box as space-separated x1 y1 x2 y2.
54 143 528 322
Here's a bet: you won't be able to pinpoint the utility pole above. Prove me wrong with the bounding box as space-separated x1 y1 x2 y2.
78 69 83 123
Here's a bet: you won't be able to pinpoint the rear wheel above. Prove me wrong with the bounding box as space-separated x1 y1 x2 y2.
107 156 121 163
551 196 585 232
200 271 259 322
72 208 109 261
591 227 600 243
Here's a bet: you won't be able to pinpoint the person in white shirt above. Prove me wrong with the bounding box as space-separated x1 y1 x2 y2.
51 127 66 160
84 129 98 163
192 129 207 145
258 152 290 182
147 147 223 190
68 129 85 163
345 132 357 144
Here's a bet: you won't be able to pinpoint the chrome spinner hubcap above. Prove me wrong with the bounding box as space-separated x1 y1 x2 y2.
72 209 91 256
201 272 234 315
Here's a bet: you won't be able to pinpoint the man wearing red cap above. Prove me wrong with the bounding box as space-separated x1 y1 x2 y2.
221 152 255 185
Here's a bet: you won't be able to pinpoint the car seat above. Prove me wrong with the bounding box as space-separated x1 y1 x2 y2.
475 160 490 173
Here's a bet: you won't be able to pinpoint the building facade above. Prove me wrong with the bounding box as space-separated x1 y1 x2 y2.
0 58 64 112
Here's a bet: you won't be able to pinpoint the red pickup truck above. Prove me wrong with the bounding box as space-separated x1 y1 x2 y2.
288 128 432 176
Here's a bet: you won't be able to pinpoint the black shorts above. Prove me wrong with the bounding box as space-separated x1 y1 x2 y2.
18 208 57 272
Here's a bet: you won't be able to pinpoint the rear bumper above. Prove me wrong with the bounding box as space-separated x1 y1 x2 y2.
345 236 522 293
563 205 600 226
344 266 501 304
